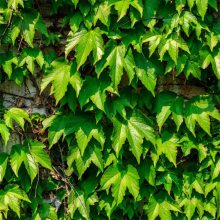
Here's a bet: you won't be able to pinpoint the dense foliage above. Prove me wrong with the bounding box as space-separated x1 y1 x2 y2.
0 0 220 219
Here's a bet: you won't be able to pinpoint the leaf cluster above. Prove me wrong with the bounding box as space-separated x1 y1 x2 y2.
0 0 220 219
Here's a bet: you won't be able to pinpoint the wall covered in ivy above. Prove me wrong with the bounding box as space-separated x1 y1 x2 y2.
0 0 220 219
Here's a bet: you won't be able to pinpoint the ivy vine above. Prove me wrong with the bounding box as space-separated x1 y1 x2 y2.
0 0 220 219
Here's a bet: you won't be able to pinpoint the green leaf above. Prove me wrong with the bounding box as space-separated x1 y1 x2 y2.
212 49 220 79
159 37 190 63
156 132 179 166
140 160 156 186
12 146 38 183
101 164 139 205
181 12 198 37
0 123 10 145
19 48 44 74
96 44 135 89
134 53 157 96
48 113 105 150
29 140 52 170
112 110 155 163
68 189 90 220
0 153 8 182
187 0 195 10
41 58 72 104
69 71 83 97
111 118 127 157
147 192 181 220
78 76 107 111
155 92 183 132
196 0 208 20
21 12 42 47
75 119 105 155
4 108 30 130
111 0 130 21
185 96 220 136
0 53 18 78
69 12 82 33
180 197 197 219
104 45 125 88
143 0 159 24
66 28 104 69
109 0 143 21
94 2 111 26
185 60 201 79
200 49 213 69
72 0 79 7
67 142 103 178
208 0 218 10
0 184 30 218
142 32 162 57
8 0 23 10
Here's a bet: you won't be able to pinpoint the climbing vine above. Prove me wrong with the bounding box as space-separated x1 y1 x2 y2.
0 0 220 219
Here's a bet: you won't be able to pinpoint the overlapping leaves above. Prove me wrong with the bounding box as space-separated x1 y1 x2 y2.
0 0 220 219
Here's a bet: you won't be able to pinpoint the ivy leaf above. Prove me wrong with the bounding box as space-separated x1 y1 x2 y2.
75 118 105 155
69 71 83 97
200 49 220 79
147 192 181 220
155 92 184 132
48 113 104 150
8 0 24 10
72 0 79 7
0 52 18 78
134 53 158 96
0 153 8 182
111 118 127 157
19 48 44 74
96 44 135 89
66 142 103 178
159 37 190 63
109 0 143 21
208 0 218 10
142 32 162 57
212 158 220 180
75 144 103 178
68 189 91 220
0 123 10 145
185 60 201 79
110 0 130 21
22 12 42 47
78 76 108 111
212 49 220 79
10 145 38 183
105 90 133 119
187 0 195 10
139 160 156 186
181 12 199 37
196 0 208 20
102 45 125 88
29 140 52 170
41 59 80 104
4 108 30 130
94 2 111 26
101 164 139 205
112 110 155 163
180 197 198 219
185 96 220 136
0 184 30 218
156 132 179 166
66 28 104 69
10 142 52 183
